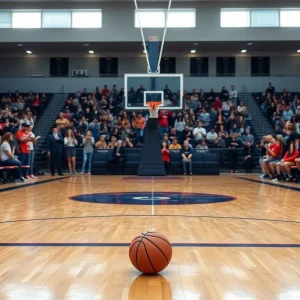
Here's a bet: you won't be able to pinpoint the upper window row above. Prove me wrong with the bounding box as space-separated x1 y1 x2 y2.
221 8 300 28
0 10 102 28
135 9 196 28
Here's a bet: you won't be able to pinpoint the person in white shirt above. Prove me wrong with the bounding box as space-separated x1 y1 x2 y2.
64 128 78 174
193 121 207 146
28 127 38 179
229 85 238 106
206 128 218 145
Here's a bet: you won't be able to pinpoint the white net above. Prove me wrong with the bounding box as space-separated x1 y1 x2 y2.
147 103 160 118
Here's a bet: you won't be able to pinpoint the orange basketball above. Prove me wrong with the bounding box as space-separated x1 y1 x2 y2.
129 231 172 274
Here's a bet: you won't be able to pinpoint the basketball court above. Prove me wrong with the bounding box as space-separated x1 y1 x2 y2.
0 175 300 299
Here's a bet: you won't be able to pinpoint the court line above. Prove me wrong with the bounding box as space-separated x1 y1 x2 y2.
0 214 300 225
0 177 70 193
0 242 300 248
238 177 300 192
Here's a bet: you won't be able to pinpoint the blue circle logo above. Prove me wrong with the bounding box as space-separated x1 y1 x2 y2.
70 192 235 205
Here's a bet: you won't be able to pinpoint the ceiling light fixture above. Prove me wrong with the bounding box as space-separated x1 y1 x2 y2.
26 50 32 54
241 49 247 53
193 43 199 46
89 50 95 54
297 49 300 53
17 44 23 47
191 50 196 53
247 42 253 46
84 43 90 47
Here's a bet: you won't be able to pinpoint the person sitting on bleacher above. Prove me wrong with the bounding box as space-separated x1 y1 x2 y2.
169 138 181 150
0 132 24 183
273 141 299 182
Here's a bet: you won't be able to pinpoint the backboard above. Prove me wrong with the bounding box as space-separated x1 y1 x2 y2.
124 73 183 111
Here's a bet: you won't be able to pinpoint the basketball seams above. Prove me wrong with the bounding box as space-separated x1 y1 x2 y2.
142 236 171 263
141 241 157 274
129 240 141 254
143 233 172 247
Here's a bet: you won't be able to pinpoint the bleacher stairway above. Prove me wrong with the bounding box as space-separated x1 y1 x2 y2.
242 92 275 139
33 94 64 169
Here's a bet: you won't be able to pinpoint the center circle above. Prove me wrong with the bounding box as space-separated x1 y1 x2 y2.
70 192 236 205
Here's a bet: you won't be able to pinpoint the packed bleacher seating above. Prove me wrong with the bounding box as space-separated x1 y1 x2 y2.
0 91 52 183
54 84 262 174
253 83 300 183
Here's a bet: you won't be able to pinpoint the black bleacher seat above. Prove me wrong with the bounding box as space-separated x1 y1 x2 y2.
90 148 220 175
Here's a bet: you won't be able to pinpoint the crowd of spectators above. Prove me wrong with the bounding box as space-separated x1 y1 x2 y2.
256 83 300 183
54 84 260 173
0 91 50 183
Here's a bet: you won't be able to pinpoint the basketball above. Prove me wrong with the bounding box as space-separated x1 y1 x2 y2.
129 231 172 274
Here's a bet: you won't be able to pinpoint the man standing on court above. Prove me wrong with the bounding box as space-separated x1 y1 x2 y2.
158 110 172 138
47 126 64 176
16 123 33 179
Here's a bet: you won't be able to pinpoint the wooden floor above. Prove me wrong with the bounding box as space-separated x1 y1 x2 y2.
0 175 300 300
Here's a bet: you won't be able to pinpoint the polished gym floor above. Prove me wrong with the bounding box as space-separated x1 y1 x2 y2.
0 175 299 300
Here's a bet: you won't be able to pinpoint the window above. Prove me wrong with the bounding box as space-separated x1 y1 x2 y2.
12 11 41 28
72 11 102 28
251 9 279 27
42 11 71 28
0 12 11 28
280 9 300 27
135 10 165 28
221 10 250 27
167 9 196 28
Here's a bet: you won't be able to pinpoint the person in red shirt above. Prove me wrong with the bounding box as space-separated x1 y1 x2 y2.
16 123 34 180
161 142 170 175
101 85 110 95
32 94 41 115
262 135 283 179
212 97 222 110
274 141 299 182
158 110 172 138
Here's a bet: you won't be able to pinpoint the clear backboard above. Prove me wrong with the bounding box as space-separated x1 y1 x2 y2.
124 73 183 111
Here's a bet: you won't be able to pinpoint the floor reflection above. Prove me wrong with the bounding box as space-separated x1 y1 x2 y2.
129 274 172 300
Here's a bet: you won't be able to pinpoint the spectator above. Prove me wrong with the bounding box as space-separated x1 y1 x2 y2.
161 142 170 175
282 106 294 122
207 88 216 101
64 128 78 175
227 133 241 173
198 108 210 129
174 116 185 136
243 141 255 173
134 112 145 145
181 140 193 175
56 112 69 128
169 138 181 149
212 97 222 110
47 127 64 176
262 135 283 179
27 126 38 180
16 123 32 180
0 132 24 183
196 140 208 151
274 141 299 182
193 121 207 146
266 82 275 95
181 125 193 144
81 130 95 175
207 128 218 145
229 85 238 106
101 85 110 95
108 140 125 175
241 128 254 146
221 87 229 101
158 110 171 138
95 135 107 149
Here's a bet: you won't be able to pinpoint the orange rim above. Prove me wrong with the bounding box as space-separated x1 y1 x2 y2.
146 102 161 110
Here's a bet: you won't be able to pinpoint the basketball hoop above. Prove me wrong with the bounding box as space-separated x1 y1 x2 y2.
146 102 161 118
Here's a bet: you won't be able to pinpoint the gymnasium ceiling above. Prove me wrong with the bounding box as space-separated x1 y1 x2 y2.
0 0 291 2
0 41 300 54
